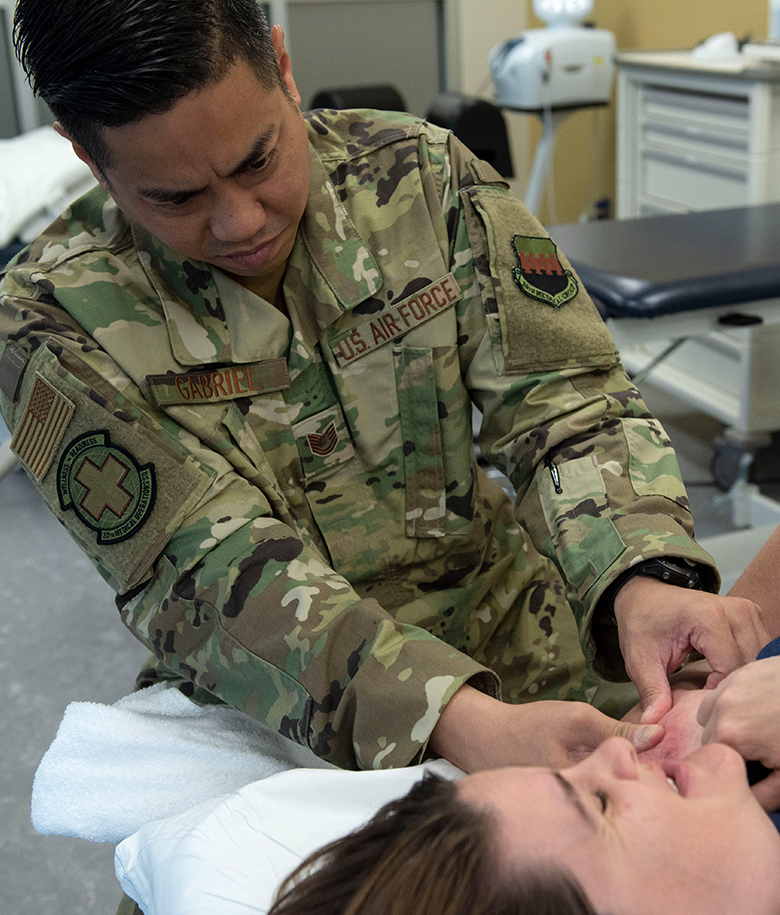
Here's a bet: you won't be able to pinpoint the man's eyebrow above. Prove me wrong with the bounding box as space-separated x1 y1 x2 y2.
137 185 203 204
552 771 598 830
137 127 278 203
228 126 277 176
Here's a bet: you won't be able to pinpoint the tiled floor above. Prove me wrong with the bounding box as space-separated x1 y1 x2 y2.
1 381 779 914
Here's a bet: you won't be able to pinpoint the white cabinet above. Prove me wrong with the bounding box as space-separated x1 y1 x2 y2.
616 52 780 218
613 53 780 462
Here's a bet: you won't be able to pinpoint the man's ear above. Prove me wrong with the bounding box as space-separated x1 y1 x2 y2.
53 121 110 190
270 24 301 107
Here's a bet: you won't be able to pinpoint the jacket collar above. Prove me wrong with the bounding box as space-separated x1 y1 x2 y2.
135 141 382 367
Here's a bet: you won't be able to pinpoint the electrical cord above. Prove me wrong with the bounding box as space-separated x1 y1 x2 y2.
541 81 560 225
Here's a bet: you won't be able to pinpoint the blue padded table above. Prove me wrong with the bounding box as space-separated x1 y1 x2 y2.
551 204 780 320
551 205 780 416
550 205 780 501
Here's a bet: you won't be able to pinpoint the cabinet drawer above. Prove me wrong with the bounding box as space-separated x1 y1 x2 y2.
641 120 749 160
641 85 750 137
636 197 691 216
641 149 748 210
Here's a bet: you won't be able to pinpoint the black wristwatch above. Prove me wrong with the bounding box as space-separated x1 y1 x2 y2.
598 558 703 625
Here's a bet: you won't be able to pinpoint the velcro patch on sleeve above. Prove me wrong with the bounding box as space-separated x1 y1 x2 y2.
56 430 156 545
16 343 215 590
461 188 616 374
0 343 29 403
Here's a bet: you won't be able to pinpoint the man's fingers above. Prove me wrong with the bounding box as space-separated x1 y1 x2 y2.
639 696 671 725
687 596 765 681
625 663 672 724
703 669 727 692
752 770 780 813
611 720 665 751
695 682 720 732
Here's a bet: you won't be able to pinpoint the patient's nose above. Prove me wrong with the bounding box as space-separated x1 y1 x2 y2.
573 737 641 782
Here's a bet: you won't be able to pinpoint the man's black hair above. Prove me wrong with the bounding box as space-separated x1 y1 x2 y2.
13 0 283 174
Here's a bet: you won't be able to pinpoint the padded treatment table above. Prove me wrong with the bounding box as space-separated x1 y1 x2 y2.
552 204 780 322
551 205 780 506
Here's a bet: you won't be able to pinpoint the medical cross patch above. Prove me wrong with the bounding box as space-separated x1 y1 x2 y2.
511 235 578 308
56 431 156 544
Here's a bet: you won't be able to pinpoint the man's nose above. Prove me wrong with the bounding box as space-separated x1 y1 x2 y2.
209 188 266 242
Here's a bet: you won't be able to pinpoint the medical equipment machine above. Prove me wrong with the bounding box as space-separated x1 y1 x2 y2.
489 0 615 214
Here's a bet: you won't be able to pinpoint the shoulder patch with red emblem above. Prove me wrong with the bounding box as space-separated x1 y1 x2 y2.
511 235 578 308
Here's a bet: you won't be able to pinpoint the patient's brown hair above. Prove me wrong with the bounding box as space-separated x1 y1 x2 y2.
269 773 597 915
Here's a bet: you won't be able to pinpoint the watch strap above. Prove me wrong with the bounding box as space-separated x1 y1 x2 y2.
598 558 703 625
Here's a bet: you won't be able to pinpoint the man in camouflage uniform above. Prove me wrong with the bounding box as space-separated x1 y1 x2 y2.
1 0 768 785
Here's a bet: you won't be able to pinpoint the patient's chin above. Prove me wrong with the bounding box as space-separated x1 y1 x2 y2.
638 687 705 766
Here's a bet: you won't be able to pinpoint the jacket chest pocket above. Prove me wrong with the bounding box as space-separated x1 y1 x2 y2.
293 403 356 478
394 343 475 539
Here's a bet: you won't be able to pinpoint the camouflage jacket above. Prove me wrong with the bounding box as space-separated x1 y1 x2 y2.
0 109 717 769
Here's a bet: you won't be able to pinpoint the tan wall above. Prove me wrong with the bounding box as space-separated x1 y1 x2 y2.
525 0 769 224
448 0 531 186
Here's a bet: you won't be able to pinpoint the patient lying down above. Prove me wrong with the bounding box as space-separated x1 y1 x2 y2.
268 655 780 915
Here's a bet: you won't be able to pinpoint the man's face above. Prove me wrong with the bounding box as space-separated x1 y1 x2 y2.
68 32 309 302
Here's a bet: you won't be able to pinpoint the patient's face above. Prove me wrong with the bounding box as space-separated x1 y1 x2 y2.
459 737 780 915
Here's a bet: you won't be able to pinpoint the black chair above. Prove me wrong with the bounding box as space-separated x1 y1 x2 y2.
0 239 26 267
426 92 514 179
309 85 407 113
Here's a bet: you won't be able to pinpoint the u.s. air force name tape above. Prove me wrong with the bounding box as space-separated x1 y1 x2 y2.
146 358 290 406
330 274 461 367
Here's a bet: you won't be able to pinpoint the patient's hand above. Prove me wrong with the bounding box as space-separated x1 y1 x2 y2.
697 656 780 811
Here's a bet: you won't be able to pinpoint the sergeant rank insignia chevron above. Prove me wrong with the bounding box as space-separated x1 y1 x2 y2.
306 421 339 457
511 235 578 308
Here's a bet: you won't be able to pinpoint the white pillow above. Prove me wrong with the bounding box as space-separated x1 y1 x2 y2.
0 126 96 247
115 759 462 915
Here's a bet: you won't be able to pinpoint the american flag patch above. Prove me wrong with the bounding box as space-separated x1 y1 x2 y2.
11 373 75 482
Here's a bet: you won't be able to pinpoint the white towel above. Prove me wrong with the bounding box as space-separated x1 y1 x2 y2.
31 682 332 844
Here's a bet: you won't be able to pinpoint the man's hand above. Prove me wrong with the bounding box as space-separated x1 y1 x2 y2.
428 684 663 772
697 656 780 812
613 576 767 724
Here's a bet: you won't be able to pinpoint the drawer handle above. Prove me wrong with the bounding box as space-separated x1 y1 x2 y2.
643 121 748 151
643 149 747 180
